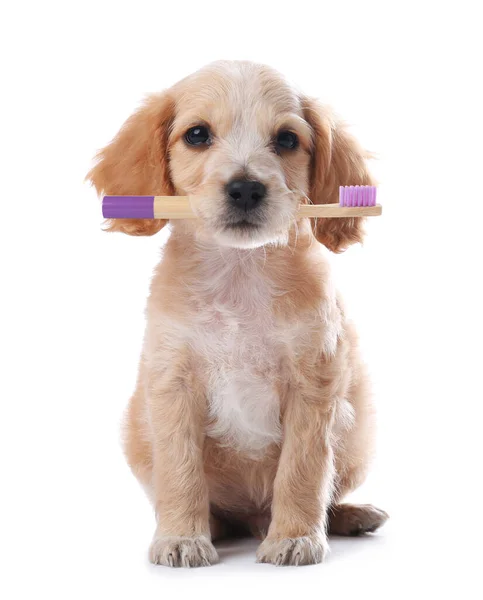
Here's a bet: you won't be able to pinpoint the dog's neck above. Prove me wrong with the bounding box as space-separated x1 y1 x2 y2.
165 220 330 319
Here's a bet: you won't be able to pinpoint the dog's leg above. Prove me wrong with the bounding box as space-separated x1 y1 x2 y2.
328 503 389 536
147 359 218 568
256 392 336 566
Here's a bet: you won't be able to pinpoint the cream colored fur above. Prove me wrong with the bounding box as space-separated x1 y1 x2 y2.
88 60 388 568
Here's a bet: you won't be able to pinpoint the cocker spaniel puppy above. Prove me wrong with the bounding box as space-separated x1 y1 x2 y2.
88 60 388 567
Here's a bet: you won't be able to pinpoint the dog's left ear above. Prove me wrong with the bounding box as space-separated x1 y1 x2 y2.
302 97 374 252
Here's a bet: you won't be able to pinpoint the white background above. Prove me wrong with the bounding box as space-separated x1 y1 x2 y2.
1 1 482 598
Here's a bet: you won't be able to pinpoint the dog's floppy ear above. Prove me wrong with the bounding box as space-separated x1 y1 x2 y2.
303 97 374 252
87 92 175 236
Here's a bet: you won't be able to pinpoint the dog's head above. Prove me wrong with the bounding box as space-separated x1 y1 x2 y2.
88 61 373 251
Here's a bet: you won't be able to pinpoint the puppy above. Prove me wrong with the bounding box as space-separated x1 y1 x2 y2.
88 60 388 567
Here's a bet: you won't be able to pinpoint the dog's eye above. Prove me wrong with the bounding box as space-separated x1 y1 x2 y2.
185 125 212 146
275 130 298 150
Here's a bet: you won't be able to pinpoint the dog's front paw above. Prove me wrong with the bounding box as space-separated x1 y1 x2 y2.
149 534 218 567
256 534 328 566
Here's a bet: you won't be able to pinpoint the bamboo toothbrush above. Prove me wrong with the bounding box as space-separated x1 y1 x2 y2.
102 185 381 220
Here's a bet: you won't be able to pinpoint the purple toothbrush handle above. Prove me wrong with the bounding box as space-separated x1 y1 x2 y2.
102 196 155 219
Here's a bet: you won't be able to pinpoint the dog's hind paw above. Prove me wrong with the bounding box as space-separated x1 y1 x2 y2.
328 503 389 536
149 534 218 568
256 534 328 566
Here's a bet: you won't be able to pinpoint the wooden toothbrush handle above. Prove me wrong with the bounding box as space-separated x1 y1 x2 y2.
152 196 382 219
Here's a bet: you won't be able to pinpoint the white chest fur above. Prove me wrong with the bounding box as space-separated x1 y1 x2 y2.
186 249 293 456
205 321 283 456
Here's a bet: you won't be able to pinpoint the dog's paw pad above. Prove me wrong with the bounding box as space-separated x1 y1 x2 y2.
149 535 218 568
256 535 328 566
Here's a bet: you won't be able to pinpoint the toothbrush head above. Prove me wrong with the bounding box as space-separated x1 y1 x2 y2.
339 185 377 208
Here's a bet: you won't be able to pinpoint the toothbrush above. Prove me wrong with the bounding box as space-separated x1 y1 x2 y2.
102 185 381 219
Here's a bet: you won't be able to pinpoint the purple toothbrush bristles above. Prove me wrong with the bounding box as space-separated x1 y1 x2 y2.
339 185 377 207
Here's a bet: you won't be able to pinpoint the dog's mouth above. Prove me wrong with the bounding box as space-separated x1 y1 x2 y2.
224 220 261 232
221 206 267 230
213 212 272 249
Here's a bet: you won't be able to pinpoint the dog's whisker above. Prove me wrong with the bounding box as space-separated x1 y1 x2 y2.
261 245 267 271
292 218 300 253
217 245 229 266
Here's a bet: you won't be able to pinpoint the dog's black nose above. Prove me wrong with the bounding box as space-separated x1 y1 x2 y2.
226 180 267 211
